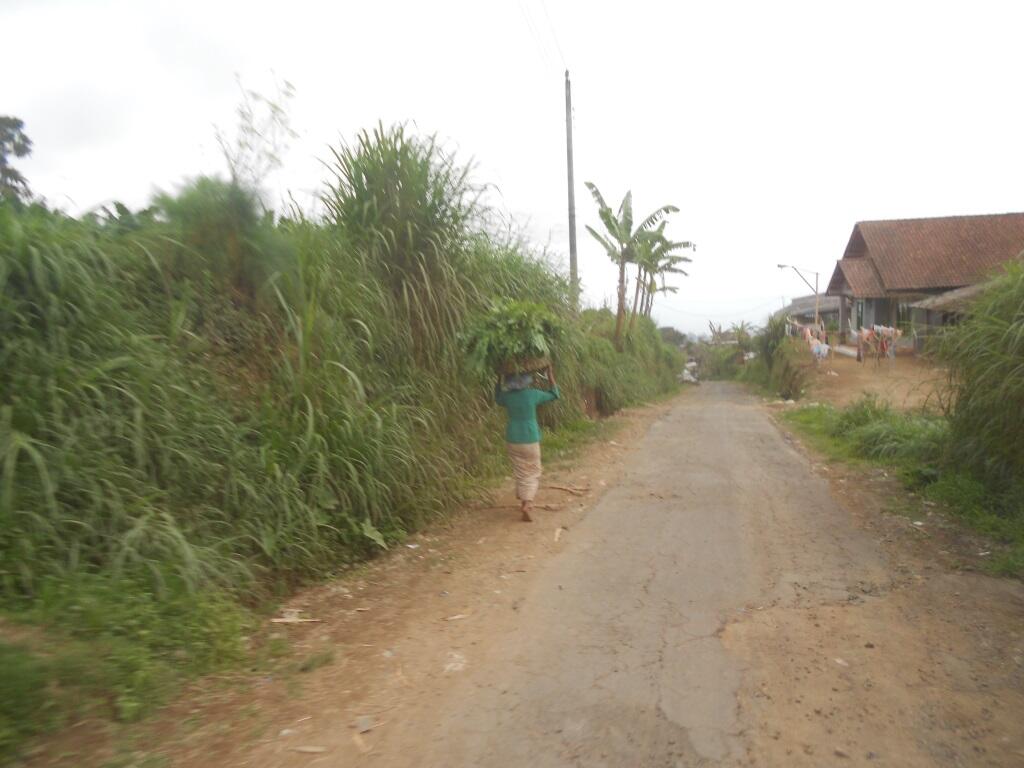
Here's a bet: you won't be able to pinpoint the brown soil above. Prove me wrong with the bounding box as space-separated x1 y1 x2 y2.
728 412 1024 767
804 351 945 409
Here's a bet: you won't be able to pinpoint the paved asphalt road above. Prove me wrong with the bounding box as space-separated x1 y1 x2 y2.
401 382 884 767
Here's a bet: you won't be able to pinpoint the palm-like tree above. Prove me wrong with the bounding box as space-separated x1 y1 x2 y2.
584 183 679 349
730 320 754 352
629 228 694 326
629 226 663 329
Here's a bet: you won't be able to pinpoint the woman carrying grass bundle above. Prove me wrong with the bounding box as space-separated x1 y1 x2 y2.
495 365 560 522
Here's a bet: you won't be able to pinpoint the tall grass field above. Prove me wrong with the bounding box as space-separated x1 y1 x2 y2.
0 124 682 758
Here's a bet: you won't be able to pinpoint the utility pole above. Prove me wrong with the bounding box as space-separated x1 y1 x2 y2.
565 70 579 310
814 272 820 328
778 264 821 327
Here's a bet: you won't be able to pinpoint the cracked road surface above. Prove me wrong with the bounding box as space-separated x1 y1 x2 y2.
389 382 886 767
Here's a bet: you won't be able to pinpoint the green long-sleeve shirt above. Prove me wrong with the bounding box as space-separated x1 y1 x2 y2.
495 384 561 444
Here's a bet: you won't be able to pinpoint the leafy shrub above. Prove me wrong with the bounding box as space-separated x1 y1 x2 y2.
546 309 679 417
731 321 754 352
659 326 687 347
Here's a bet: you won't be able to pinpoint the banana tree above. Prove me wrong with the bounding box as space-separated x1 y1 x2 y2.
628 225 663 330
628 228 694 329
647 245 694 317
584 182 678 349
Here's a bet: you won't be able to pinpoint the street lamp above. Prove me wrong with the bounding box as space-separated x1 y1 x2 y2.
777 264 821 327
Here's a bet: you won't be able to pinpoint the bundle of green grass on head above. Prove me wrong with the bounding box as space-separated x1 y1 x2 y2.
463 300 563 377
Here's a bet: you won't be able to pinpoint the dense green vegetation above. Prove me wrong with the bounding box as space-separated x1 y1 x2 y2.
785 392 1023 578
694 343 743 380
0 124 682 759
692 321 748 380
934 262 1024 495
737 316 810 399
0 116 33 204
694 317 810 400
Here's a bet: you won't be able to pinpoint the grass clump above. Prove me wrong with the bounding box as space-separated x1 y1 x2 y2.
778 403 863 463
848 414 948 464
828 393 893 435
935 262 1024 493
0 643 52 761
294 649 335 674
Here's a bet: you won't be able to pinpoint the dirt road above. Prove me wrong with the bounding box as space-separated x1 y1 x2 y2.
39 383 1024 767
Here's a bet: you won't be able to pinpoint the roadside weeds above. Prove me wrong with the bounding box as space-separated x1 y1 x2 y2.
778 401 1023 578
12 397 680 768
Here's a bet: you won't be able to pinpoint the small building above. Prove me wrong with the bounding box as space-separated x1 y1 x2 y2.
774 294 840 326
826 212 1024 344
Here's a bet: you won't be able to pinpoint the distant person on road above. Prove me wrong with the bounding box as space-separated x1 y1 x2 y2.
495 365 560 522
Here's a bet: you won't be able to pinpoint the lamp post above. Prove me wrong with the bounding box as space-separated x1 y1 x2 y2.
777 264 821 327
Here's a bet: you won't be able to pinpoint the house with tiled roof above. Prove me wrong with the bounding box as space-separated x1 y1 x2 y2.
826 212 1024 344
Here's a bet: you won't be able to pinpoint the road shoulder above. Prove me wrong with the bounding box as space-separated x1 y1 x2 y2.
722 406 1024 767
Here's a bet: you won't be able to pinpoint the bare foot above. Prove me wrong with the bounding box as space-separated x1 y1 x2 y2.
520 503 533 522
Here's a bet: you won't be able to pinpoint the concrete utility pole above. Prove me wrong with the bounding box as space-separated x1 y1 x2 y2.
565 70 579 310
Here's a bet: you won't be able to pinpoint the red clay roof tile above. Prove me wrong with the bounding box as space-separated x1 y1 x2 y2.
827 212 1024 298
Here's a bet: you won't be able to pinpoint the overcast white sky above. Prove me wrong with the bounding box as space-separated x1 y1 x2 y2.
5 0 1023 335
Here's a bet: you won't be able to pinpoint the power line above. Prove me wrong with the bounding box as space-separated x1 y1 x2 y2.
655 298 783 320
539 0 568 69
516 0 554 72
